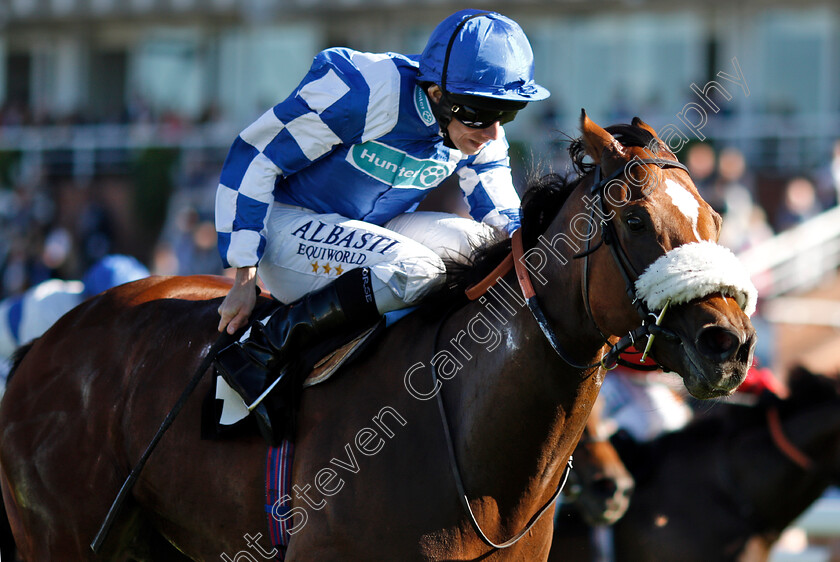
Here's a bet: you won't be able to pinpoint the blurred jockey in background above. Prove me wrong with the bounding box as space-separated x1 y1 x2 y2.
0 254 150 388
599 359 784 443
598 367 694 443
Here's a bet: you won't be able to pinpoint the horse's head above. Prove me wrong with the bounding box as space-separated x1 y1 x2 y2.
570 406 634 525
535 111 756 399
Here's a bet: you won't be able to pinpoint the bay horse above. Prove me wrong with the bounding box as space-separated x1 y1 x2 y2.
566 392 634 527
549 366 840 562
0 112 756 560
548 403 636 562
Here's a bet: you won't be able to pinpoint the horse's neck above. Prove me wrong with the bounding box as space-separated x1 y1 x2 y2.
440 268 605 536
736 403 840 533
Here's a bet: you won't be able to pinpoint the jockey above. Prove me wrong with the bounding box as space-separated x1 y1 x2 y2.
0 255 149 384
597 367 694 443
599 361 785 443
213 9 550 436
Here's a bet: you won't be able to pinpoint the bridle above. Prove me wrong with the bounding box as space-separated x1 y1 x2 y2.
520 156 689 373
442 154 758 550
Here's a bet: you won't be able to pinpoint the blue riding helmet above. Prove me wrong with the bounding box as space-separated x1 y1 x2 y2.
82 254 150 298
417 9 550 103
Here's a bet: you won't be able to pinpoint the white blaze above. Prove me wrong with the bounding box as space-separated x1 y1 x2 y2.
664 179 701 241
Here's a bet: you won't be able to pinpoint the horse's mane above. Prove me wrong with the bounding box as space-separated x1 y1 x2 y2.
419 171 575 316
420 121 654 315
6 340 35 385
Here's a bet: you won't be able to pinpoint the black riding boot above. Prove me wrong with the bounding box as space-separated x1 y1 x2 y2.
214 267 380 441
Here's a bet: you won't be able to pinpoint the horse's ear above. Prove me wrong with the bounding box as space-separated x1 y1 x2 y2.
580 109 628 165
631 116 659 139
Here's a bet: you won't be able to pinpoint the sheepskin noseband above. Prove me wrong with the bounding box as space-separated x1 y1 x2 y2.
634 241 757 316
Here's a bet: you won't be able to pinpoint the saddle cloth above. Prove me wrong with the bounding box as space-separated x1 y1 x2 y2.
266 439 294 560
259 309 415 558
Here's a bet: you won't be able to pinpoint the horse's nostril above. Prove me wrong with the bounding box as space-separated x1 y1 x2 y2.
697 326 741 361
737 332 757 363
592 477 618 498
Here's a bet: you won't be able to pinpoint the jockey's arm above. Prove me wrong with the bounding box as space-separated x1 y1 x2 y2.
457 129 522 236
215 49 372 332
217 266 258 334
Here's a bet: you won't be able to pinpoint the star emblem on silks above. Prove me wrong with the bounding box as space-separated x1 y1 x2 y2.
322 263 332 274
335 265 344 275
311 261 319 272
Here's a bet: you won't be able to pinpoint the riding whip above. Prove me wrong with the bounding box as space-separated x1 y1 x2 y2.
90 331 233 553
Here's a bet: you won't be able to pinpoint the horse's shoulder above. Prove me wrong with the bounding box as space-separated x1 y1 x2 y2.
113 274 233 305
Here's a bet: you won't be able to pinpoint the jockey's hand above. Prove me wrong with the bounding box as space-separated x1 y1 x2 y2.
218 266 258 334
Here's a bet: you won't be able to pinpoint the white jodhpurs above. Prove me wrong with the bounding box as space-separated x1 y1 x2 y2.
258 203 498 313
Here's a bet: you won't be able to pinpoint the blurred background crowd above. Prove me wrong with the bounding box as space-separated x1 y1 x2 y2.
3 2 840 559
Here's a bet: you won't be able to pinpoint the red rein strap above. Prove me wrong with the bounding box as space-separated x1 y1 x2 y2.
767 406 813 471
465 253 513 301
511 229 537 300
464 229 531 302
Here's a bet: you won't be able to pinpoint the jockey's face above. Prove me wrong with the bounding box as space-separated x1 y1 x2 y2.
446 117 502 155
427 85 504 155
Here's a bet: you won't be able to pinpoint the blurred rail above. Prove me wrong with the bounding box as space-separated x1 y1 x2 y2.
739 206 840 300
0 122 235 177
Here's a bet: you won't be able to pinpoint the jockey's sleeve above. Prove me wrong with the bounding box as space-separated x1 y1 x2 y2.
216 48 394 269
456 129 522 235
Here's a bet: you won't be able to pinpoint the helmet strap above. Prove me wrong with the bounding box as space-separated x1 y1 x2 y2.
429 92 456 149
420 83 455 148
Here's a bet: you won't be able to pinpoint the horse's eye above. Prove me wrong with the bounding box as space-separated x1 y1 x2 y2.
626 215 645 232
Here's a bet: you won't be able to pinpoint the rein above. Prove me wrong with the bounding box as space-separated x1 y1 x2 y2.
91 331 234 552
433 376 572 549
434 228 585 551
766 405 813 471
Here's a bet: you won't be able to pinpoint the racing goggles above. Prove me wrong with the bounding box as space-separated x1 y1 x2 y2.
444 93 527 129
450 103 519 129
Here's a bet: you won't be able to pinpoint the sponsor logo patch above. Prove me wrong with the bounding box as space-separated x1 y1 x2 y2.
291 220 403 275
346 140 455 190
414 85 436 126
